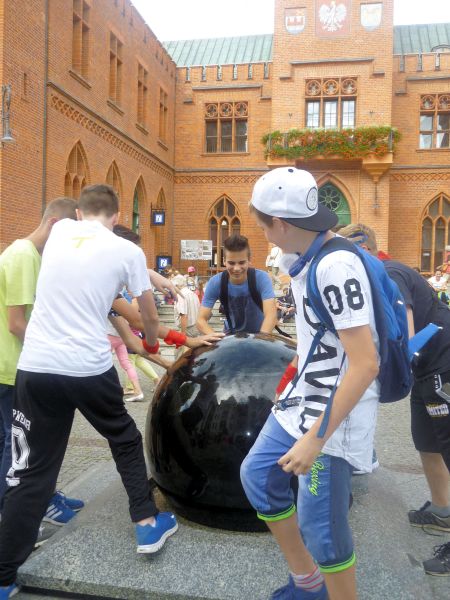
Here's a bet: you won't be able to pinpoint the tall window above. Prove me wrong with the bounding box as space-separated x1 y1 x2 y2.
305 78 357 129
132 192 140 234
208 196 241 270
421 193 450 272
109 33 123 105
419 94 450 149
205 102 248 153
318 184 351 225
106 162 122 199
159 88 168 142
65 143 89 199
137 63 148 128
72 0 90 78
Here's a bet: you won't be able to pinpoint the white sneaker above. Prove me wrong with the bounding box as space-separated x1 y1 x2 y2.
125 393 145 402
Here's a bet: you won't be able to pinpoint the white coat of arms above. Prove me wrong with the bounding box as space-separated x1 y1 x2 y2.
285 8 307 35
319 1 348 33
360 3 383 31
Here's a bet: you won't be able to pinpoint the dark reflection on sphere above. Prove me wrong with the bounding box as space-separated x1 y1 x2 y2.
145 333 296 530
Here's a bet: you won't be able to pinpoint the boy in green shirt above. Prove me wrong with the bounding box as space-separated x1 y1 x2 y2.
0 198 77 511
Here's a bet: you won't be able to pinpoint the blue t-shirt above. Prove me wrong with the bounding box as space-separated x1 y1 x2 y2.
202 269 275 333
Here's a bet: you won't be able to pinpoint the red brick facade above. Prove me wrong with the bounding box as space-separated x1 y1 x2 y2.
0 0 448 275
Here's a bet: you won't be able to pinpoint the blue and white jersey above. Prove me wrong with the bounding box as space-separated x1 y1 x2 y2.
276 250 380 473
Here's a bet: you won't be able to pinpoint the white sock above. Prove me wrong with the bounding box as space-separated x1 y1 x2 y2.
291 566 324 591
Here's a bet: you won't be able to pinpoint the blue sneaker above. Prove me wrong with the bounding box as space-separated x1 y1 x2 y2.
271 576 328 600
0 584 20 599
43 493 77 526
53 490 85 512
136 512 178 554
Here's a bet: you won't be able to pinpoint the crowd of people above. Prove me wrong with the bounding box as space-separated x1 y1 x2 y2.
0 169 449 599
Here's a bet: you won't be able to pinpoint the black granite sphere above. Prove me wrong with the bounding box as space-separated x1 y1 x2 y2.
145 333 296 530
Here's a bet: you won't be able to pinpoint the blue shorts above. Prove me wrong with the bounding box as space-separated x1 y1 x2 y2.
240 414 355 573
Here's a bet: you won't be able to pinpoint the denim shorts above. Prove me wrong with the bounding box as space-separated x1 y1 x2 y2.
240 413 355 572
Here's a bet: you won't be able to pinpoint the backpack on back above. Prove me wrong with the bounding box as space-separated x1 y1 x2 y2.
307 237 412 404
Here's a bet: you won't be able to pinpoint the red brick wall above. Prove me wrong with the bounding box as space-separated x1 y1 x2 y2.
0 0 46 248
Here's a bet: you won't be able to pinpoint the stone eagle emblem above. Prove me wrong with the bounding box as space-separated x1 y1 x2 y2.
319 1 347 32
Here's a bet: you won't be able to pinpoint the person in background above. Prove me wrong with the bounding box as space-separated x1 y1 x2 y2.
186 266 199 294
428 269 447 292
277 285 296 323
340 222 450 578
266 244 283 289
172 275 200 339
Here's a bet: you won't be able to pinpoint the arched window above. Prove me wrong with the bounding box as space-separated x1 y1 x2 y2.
64 142 89 198
208 196 241 270
106 161 122 199
421 193 450 272
318 183 351 225
132 177 146 235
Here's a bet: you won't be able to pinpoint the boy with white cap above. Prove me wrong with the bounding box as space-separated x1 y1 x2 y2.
240 167 380 600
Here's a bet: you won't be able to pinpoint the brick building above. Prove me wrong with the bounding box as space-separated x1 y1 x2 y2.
0 0 448 275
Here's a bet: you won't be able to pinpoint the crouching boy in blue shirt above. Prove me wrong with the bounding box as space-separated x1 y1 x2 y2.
241 167 380 600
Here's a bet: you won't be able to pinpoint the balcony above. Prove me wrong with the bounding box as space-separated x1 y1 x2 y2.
263 126 400 182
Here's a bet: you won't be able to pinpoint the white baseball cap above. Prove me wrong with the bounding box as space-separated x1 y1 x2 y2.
250 167 338 232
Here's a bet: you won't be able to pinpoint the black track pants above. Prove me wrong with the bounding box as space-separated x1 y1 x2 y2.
0 367 157 586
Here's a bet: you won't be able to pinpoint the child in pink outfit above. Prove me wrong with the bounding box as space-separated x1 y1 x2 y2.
107 333 144 402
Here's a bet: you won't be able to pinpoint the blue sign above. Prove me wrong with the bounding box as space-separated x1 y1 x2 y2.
156 255 172 272
152 210 166 226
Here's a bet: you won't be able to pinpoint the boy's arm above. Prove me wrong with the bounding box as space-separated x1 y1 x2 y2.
260 298 278 333
179 313 188 333
278 323 379 475
7 305 28 342
196 306 214 334
113 292 222 346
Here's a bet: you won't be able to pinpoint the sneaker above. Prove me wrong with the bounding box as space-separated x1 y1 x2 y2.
0 584 20 599
271 576 328 600
53 490 85 512
136 512 178 554
408 501 450 532
34 524 54 550
423 542 450 576
43 494 77 526
125 393 145 402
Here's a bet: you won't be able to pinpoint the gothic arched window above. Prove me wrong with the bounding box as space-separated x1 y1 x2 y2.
421 193 450 272
318 183 351 225
106 161 122 199
64 142 89 198
208 196 241 269
132 178 145 234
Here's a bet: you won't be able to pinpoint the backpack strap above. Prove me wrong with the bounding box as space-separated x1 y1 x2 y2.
305 238 361 438
219 271 234 334
247 268 263 311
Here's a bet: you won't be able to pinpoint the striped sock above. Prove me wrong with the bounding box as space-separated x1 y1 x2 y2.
291 566 324 592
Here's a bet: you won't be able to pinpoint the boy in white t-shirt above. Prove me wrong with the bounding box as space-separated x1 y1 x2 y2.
241 168 380 600
0 185 222 599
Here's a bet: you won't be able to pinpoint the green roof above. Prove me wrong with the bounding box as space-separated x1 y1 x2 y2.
163 25 450 67
394 23 450 54
163 34 273 67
